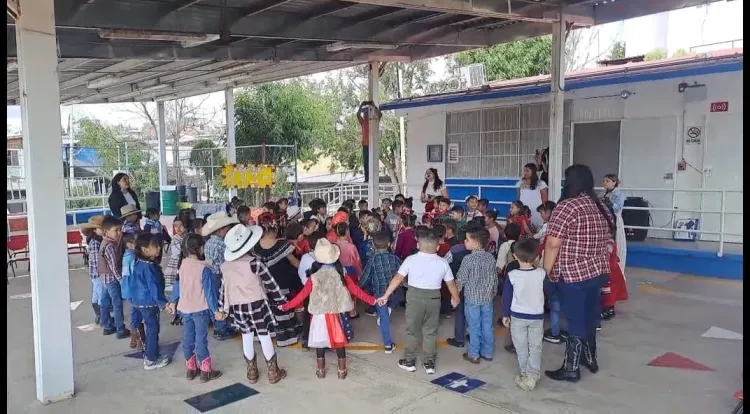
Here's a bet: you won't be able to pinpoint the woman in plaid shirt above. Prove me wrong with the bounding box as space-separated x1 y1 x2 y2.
542 165 614 384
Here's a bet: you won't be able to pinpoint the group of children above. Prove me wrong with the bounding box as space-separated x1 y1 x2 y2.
78 184 627 390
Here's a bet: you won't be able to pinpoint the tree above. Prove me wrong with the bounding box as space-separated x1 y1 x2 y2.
189 139 225 201
118 97 217 184
672 48 690 58
645 48 668 61
608 41 626 60
74 117 159 208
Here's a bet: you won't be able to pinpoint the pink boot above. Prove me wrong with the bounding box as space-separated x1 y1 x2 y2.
200 357 222 383
186 354 198 380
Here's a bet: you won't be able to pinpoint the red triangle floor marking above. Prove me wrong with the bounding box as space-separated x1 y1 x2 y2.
647 352 714 372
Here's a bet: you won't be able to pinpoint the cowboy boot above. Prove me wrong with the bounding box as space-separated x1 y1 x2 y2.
581 336 599 374
185 354 198 380
136 323 147 352
266 354 287 384
199 357 222 383
544 335 582 383
92 303 102 325
129 327 139 349
244 355 259 384
316 357 326 379
337 357 348 380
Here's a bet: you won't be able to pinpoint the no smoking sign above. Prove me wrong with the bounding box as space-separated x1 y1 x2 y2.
686 126 701 145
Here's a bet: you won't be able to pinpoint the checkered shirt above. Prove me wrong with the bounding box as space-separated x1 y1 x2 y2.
204 235 226 276
547 194 612 283
100 239 122 284
456 250 498 304
87 238 101 280
359 250 402 298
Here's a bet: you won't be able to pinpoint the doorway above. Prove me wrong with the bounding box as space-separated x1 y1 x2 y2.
572 121 621 181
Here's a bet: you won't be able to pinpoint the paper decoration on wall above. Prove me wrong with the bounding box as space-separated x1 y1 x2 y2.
221 164 276 189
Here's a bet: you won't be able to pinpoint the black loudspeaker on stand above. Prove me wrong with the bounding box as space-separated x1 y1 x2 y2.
622 197 650 242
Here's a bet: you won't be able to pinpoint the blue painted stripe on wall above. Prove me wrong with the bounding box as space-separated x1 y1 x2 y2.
381 60 743 111
627 244 743 280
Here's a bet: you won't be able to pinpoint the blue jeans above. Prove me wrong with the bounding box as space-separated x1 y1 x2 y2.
548 301 561 336
465 302 495 359
453 293 466 342
140 306 161 362
91 278 104 304
131 307 143 330
182 310 212 361
210 273 230 334
558 275 608 339
100 281 126 333
376 303 393 346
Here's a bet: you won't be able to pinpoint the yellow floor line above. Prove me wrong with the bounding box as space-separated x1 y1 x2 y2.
639 285 672 295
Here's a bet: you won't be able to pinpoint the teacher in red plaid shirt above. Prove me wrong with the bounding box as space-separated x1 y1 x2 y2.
542 165 614 384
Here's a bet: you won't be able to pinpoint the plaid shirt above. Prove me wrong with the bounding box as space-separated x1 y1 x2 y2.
122 221 140 234
204 235 226 277
87 238 101 280
456 250 498 304
100 238 122 284
547 194 612 283
359 250 402 298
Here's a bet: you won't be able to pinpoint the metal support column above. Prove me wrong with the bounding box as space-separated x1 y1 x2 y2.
367 61 381 206
225 87 237 200
157 101 168 209
548 17 566 202
16 0 75 403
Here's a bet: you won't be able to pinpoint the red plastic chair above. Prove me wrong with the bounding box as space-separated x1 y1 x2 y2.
7 234 30 276
67 231 88 265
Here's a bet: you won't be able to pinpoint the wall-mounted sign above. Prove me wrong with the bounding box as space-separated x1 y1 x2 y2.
710 101 729 112
685 126 701 145
427 145 443 163
447 143 460 164
221 163 276 189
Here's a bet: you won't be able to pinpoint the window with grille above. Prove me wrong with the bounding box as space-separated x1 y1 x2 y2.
445 102 571 179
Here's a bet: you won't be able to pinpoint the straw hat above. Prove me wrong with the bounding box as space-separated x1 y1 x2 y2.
224 224 263 262
313 239 340 265
120 205 141 219
201 212 240 236
80 215 106 230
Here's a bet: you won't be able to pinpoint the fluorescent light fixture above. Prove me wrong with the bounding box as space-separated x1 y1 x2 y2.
98 29 219 43
62 98 83 105
139 83 170 93
182 34 220 48
217 73 253 85
326 42 399 52
7 61 18 71
87 75 120 89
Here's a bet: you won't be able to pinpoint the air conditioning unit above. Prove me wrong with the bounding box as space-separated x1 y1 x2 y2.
459 63 487 88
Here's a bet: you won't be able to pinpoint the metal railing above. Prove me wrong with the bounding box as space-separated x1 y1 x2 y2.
297 182 404 213
445 183 742 257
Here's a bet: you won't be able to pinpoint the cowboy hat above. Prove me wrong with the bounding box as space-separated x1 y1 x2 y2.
79 215 106 230
313 239 340 265
332 211 349 226
286 206 301 220
201 212 240 236
224 224 263 262
120 205 141 219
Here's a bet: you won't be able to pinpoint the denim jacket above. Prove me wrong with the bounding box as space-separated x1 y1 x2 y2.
120 249 136 300
128 259 168 308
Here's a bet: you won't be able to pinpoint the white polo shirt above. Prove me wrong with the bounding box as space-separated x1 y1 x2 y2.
398 251 453 290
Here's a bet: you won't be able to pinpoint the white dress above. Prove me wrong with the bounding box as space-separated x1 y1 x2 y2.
516 180 548 228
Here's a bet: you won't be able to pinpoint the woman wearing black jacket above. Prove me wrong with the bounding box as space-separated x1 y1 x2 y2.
108 173 141 219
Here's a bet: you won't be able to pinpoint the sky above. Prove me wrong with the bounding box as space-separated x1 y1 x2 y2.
6 0 743 133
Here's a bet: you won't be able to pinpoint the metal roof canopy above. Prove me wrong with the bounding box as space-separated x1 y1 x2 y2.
6 0 718 105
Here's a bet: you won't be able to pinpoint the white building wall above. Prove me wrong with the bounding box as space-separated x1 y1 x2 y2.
402 69 743 243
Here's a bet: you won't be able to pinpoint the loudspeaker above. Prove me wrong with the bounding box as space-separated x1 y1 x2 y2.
622 197 650 241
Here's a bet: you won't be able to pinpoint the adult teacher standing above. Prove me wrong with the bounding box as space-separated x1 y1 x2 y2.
542 165 614 384
516 163 548 228
108 172 141 219
420 168 449 213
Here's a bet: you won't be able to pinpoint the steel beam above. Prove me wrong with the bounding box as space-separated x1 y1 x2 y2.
339 0 554 23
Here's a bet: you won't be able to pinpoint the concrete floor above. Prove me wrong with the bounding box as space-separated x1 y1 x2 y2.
6 261 744 414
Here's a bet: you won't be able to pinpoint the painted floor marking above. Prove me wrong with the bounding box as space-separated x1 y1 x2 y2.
701 326 743 340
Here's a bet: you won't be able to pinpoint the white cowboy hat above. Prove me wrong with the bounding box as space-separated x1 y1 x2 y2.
201 211 240 236
313 239 340 265
224 224 263 262
120 205 141 219
286 206 301 220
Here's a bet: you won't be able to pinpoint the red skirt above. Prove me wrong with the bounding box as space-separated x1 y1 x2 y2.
602 254 628 308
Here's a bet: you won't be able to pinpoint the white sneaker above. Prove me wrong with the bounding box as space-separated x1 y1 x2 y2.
143 355 170 370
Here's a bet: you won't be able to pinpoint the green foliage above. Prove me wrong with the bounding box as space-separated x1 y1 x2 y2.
75 117 159 204
189 139 225 200
672 48 690 58
234 82 336 166
608 41 626 60
454 36 552 81
644 48 668 61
